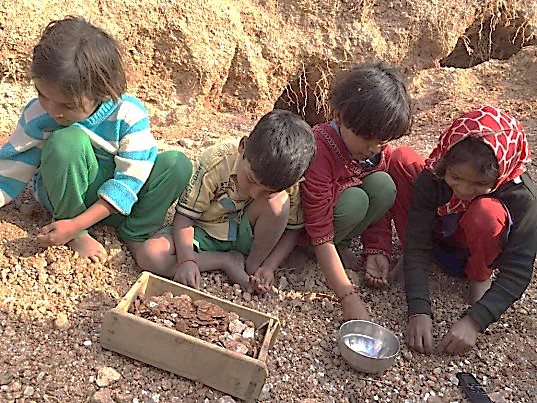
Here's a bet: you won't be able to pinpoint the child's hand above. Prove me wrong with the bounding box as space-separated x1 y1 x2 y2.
407 314 434 354
436 315 480 354
364 253 389 288
173 261 201 289
251 266 275 294
36 219 79 247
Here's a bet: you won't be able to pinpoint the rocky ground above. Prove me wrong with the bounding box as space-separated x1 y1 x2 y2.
1 2 537 402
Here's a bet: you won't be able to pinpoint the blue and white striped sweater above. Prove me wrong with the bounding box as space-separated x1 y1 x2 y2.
0 94 157 215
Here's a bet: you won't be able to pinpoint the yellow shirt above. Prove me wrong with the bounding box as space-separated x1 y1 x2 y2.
176 139 303 241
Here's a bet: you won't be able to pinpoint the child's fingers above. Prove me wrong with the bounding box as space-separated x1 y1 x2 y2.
436 333 454 353
36 224 52 236
36 231 54 247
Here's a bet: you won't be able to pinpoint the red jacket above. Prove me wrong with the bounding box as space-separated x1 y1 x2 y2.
300 122 392 257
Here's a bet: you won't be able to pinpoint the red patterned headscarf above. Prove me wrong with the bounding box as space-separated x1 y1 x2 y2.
425 106 530 216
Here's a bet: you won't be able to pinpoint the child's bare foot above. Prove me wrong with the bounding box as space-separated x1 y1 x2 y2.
338 247 361 271
469 278 493 303
68 233 107 263
221 251 254 293
341 292 371 321
363 254 389 288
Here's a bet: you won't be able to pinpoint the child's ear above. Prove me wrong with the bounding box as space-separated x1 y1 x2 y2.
238 136 248 154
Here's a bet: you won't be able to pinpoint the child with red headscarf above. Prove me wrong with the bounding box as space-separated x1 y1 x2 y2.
392 106 537 354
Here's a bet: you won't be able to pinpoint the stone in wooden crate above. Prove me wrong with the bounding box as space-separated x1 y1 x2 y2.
129 291 262 357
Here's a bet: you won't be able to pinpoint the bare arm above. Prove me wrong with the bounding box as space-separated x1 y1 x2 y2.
37 199 116 246
247 229 299 275
250 229 300 293
172 213 200 288
314 241 370 320
314 242 353 295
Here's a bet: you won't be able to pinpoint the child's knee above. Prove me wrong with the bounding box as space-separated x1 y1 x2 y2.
42 127 90 163
336 187 369 224
156 151 192 183
132 239 173 275
389 146 423 171
367 171 396 208
461 197 507 238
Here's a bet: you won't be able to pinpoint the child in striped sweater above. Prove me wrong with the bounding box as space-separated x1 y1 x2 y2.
0 16 191 263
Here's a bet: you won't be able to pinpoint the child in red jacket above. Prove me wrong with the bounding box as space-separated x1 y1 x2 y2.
300 62 415 320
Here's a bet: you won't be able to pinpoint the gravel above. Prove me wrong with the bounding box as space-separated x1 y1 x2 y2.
0 206 535 402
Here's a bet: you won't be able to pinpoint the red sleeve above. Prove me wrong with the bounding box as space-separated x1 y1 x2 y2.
300 134 338 246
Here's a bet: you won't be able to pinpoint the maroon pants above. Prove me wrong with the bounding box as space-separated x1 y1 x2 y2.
387 146 506 281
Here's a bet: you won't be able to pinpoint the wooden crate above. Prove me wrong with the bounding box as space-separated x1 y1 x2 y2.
101 271 280 401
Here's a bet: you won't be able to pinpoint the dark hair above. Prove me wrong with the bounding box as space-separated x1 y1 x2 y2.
244 109 316 190
30 15 126 105
330 61 412 141
436 137 498 183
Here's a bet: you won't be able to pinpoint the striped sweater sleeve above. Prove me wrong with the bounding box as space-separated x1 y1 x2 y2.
0 99 52 207
95 97 157 215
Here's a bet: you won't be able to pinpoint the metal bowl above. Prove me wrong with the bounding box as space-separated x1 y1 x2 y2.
338 320 400 373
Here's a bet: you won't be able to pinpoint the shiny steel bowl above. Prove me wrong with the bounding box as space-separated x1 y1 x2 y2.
338 320 400 373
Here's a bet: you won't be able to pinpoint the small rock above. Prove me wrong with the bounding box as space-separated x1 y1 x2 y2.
488 390 510 403
304 278 315 291
8 380 21 392
96 367 121 387
0 371 14 386
216 395 236 403
54 313 71 330
91 389 114 403
229 319 247 334
178 138 195 148
259 382 272 400
19 202 33 215
23 385 34 397
402 350 412 361
160 379 172 391
243 327 255 339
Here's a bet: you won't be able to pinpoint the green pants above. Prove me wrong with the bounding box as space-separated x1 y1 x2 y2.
193 213 253 255
333 171 396 246
37 126 192 241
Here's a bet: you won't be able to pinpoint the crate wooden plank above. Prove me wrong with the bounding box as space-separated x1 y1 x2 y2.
101 272 279 401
